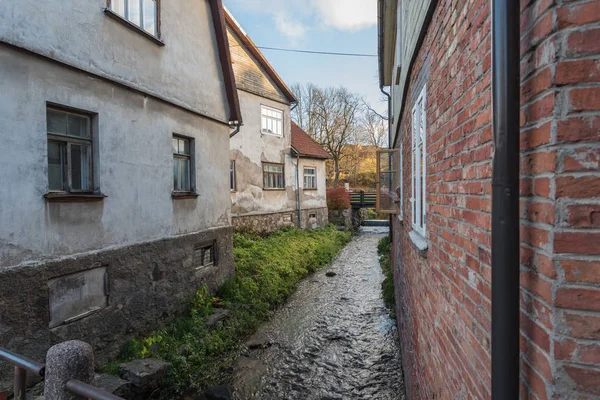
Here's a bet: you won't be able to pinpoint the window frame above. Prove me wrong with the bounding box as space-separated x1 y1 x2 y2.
260 105 284 137
172 134 196 195
105 0 163 44
230 160 236 192
411 85 427 237
262 162 285 190
303 166 317 190
46 106 95 194
375 149 400 215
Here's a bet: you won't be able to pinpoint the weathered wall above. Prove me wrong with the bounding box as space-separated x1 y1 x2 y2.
0 226 234 390
230 90 295 216
0 0 230 123
298 157 328 212
389 0 600 399
227 24 289 105
0 46 232 268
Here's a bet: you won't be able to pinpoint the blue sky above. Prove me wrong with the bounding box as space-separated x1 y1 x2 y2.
223 0 386 114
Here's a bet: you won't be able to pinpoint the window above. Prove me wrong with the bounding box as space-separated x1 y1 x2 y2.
47 108 93 192
230 160 236 192
411 86 427 236
263 163 285 189
261 105 283 136
309 213 317 219
173 136 193 192
303 167 317 189
110 0 158 36
375 149 400 215
194 242 216 270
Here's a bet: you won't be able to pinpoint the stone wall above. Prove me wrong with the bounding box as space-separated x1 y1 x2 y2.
233 207 329 234
0 226 233 390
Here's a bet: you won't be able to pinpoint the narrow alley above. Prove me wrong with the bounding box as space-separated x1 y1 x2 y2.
231 228 404 400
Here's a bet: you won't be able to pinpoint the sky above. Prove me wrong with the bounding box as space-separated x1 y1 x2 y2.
223 0 386 114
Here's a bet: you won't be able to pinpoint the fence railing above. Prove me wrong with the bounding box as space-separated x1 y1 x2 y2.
0 342 124 400
349 190 377 208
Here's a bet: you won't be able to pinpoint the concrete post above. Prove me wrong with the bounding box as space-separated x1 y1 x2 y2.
43 341 94 400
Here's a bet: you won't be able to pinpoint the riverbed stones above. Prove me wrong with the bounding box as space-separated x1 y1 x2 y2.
118 358 171 395
325 271 337 277
204 385 232 400
205 308 231 329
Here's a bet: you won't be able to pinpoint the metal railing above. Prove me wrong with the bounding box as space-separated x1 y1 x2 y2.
0 346 124 400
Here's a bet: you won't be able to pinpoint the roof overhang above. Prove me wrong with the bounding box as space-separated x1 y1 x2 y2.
291 146 331 160
378 0 398 87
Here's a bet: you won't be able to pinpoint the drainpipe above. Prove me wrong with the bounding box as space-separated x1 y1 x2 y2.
380 86 393 241
294 152 302 229
229 122 242 139
491 0 520 399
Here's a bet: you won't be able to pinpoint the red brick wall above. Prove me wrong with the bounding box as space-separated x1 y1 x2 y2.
391 0 600 399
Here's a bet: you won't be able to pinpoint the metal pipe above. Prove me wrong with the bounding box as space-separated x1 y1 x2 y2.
295 152 302 228
0 347 45 376
491 0 520 398
14 366 27 400
229 122 242 139
66 379 125 400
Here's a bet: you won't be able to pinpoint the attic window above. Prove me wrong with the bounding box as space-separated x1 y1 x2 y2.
261 105 283 136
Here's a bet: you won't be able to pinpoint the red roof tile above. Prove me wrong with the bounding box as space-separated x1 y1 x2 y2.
291 122 331 159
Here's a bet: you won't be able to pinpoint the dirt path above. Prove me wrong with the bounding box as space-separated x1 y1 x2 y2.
231 228 405 400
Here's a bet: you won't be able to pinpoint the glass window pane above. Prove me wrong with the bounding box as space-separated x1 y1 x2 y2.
128 0 141 26
70 144 91 191
48 140 65 190
181 139 190 155
67 114 90 138
142 0 156 35
173 158 180 191
182 159 190 191
112 0 126 16
172 138 178 153
47 110 67 135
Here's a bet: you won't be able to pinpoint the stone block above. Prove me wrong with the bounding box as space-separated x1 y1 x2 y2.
93 374 132 398
118 358 171 392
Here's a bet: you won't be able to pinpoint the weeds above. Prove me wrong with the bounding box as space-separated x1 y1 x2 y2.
102 226 351 394
377 236 396 318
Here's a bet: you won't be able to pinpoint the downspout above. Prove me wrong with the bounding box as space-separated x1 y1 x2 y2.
294 151 302 229
491 0 520 399
380 86 393 241
229 122 242 139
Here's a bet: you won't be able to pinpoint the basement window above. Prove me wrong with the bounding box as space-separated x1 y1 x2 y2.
194 242 216 270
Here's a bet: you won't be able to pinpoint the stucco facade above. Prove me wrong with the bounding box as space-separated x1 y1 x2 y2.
0 0 239 386
226 10 328 233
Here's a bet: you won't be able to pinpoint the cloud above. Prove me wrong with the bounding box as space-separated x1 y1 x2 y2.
225 0 377 41
312 0 377 31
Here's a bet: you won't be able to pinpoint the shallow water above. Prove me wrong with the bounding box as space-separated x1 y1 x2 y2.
231 228 405 400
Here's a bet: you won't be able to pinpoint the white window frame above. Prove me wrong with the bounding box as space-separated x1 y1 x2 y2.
110 0 159 37
411 86 427 237
303 166 317 189
261 105 284 137
263 162 285 189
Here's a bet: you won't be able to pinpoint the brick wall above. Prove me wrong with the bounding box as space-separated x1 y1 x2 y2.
391 0 600 399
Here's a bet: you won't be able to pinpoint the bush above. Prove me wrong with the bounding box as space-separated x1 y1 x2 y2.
377 236 396 318
104 226 352 395
327 187 351 210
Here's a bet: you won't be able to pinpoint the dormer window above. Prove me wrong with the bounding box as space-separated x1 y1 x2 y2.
261 105 283 136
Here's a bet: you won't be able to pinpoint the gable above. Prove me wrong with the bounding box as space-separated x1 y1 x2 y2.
226 26 290 105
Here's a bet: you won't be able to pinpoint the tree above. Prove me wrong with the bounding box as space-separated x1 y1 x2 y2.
292 84 361 187
360 100 389 148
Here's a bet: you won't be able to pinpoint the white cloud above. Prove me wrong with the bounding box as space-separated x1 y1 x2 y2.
312 0 377 31
225 0 377 41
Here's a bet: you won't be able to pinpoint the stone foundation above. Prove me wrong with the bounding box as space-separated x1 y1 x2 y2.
299 207 329 230
0 226 233 390
328 208 367 232
232 208 329 233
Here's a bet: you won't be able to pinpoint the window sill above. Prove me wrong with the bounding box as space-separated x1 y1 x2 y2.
408 230 428 258
172 192 199 200
303 188 318 191
261 131 283 138
44 192 107 203
104 9 165 47
263 188 286 191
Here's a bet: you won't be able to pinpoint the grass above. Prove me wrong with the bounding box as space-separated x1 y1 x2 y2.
377 236 396 318
102 226 352 395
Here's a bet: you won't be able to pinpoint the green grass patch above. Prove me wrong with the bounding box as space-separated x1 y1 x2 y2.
102 226 351 394
378 236 396 318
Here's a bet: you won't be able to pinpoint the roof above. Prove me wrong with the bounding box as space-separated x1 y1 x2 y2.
208 0 242 124
291 122 331 159
223 8 297 104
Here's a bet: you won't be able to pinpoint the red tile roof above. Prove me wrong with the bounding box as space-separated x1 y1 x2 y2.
291 122 331 159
